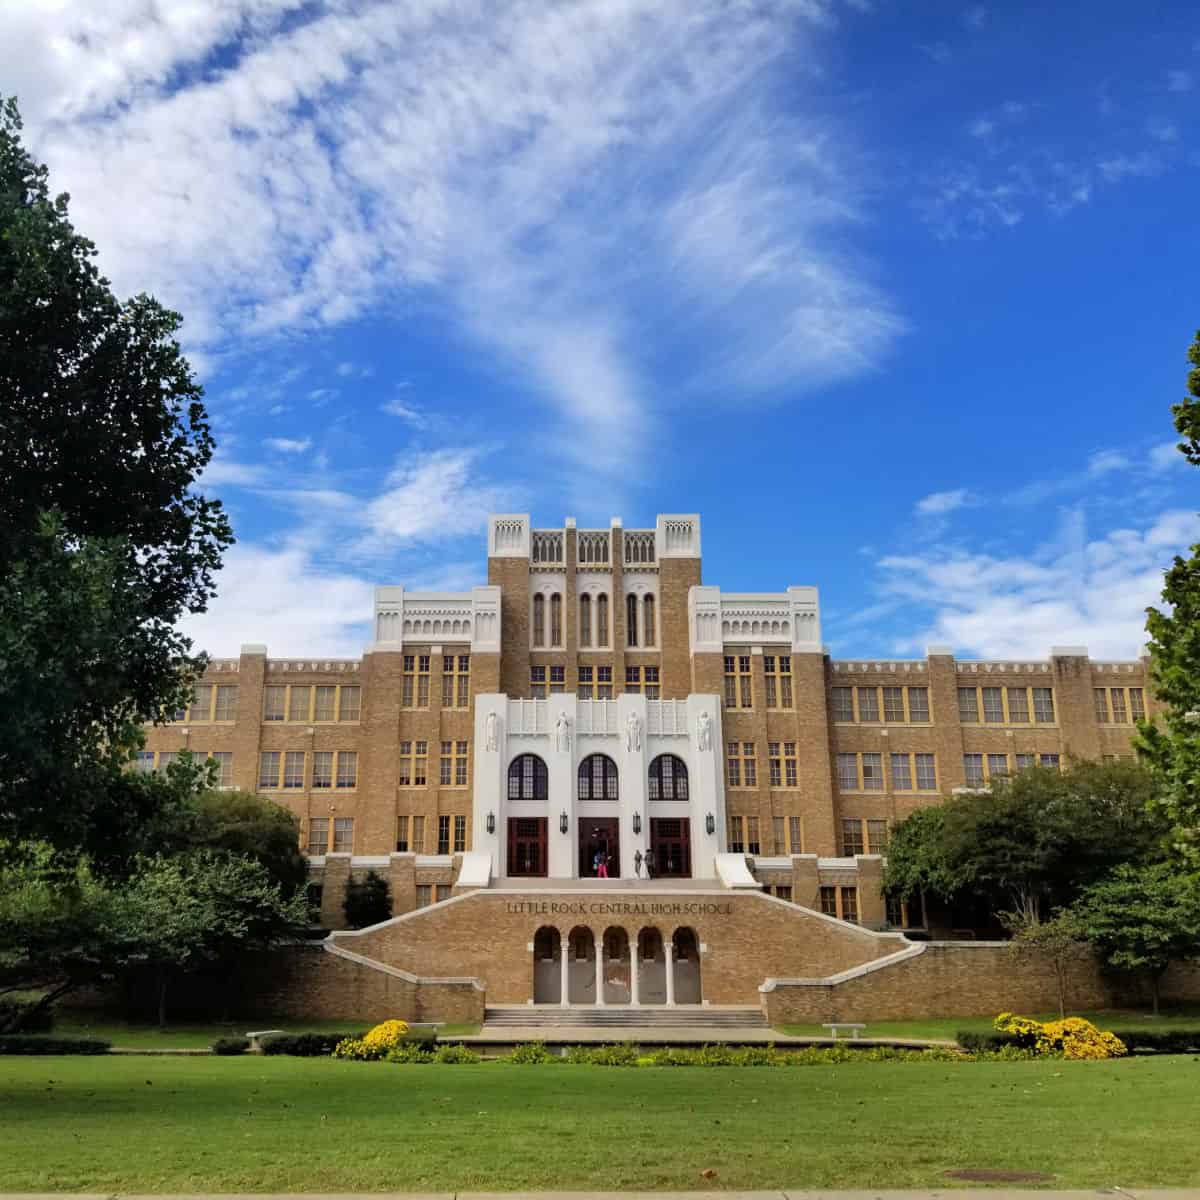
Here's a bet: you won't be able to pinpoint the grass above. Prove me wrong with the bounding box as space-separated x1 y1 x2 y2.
773 1007 1200 1042
53 1012 480 1049
3 1055 1200 1191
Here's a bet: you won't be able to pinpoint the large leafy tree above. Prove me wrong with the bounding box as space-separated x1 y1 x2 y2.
0 97 232 863
1138 329 1200 865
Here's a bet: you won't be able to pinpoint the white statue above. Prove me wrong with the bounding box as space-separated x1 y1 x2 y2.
625 712 641 753
555 710 571 753
697 709 711 751
485 710 499 753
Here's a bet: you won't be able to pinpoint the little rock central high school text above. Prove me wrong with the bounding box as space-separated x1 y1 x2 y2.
142 514 1179 1023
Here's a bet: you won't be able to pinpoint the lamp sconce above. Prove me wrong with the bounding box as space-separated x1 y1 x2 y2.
705 812 715 836
559 810 569 835
632 812 642 835
486 811 496 836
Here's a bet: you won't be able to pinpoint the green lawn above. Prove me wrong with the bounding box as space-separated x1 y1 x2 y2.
774 1008 1200 1042
3 1055 1200 1191
53 1013 479 1049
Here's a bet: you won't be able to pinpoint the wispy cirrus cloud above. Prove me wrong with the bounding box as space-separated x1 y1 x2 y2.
915 488 974 516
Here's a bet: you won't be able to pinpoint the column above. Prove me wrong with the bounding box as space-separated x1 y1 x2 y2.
630 940 640 1006
665 941 676 1007
594 936 605 1006
560 938 570 1007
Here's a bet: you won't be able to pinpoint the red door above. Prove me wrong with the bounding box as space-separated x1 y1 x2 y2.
507 817 548 877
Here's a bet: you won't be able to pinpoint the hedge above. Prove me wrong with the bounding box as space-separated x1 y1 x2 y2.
260 1031 366 1056
211 1036 251 1055
958 1028 1200 1055
956 1031 1023 1053
0 999 55 1034
0 1035 111 1055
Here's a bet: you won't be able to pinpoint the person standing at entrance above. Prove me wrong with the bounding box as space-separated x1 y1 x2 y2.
644 847 655 880
597 853 609 879
592 849 602 877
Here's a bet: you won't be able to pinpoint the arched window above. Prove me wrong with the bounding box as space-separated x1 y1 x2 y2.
578 753 619 800
532 594 545 647
550 593 563 646
508 753 549 800
648 754 689 801
627 593 639 647
643 594 656 646
597 594 609 647
579 594 592 647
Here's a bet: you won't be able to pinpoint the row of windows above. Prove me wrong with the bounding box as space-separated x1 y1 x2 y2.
840 817 890 855
135 749 233 786
532 665 661 699
819 886 859 923
263 684 362 722
395 814 468 854
958 686 1055 725
723 654 793 710
536 593 658 649
836 752 937 792
726 741 801 788
506 753 691 801
963 751 1059 786
306 816 354 855
1094 687 1146 724
260 750 358 789
727 814 805 855
186 684 239 722
832 685 929 724
399 655 472 709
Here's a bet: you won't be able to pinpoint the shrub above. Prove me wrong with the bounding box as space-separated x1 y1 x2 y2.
0 999 55 1034
211 1036 250 1055
385 1041 436 1063
564 1042 639 1066
343 870 392 928
1111 1029 1200 1054
508 1040 558 1064
333 1018 411 1061
957 1031 1023 1053
993 1012 1126 1059
434 1043 481 1064
260 1032 365 1056
0 1035 110 1055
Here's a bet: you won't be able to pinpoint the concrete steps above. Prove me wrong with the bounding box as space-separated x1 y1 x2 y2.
483 1005 765 1029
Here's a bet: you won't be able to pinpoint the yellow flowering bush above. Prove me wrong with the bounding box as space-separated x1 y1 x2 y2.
994 1012 1125 1060
332 1019 410 1061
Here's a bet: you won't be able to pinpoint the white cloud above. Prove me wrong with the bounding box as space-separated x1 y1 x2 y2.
918 41 952 64
1088 448 1131 475
1149 441 1186 471
878 509 1198 658
1097 153 1160 182
1147 118 1178 143
1167 70 1193 93
969 118 995 139
380 397 426 426
963 6 987 30
264 436 312 454
915 488 973 516
197 454 265 488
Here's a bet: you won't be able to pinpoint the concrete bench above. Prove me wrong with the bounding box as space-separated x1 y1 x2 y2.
245 1029 286 1052
822 1022 867 1040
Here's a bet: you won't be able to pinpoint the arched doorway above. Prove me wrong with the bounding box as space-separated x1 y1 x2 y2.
638 927 666 1005
602 927 631 1004
673 927 702 1004
567 926 596 1004
532 926 561 1004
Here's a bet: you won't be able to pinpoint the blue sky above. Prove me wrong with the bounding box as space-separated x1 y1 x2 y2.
5 1 1197 659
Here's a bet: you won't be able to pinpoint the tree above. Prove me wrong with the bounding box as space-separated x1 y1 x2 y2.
1003 909 1090 1018
344 870 392 929
1072 862 1200 1015
0 97 232 864
880 805 966 905
1138 330 1200 866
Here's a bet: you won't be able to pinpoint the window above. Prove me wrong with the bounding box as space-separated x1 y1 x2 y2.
313 686 336 722
312 751 333 788
596 594 609 647
596 666 612 699
530 666 547 698
820 886 860 923
416 885 433 908
857 687 879 722
775 885 793 902
908 687 930 721
890 753 912 790
578 754 619 800
727 814 745 853
508 753 549 800
1006 687 1029 723
333 817 354 853
288 685 311 722
764 655 792 708
745 815 761 855
1129 688 1145 719
307 817 329 855
1110 689 1128 723
867 820 888 852
264 686 286 721
339 686 361 721
643 595 656 645
214 686 237 721
767 742 798 788
442 655 470 708
438 815 451 854
440 742 453 786
440 741 468 787
772 815 785 852
402 655 431 707
726 741 756 787
883 686 905 722
258 751 280 789
982 687 1004 723
643 666 660 699
1015 753 1035 771
724 654 752 708
841 818 864 856
819 886 838 917
533 594 546 646
395 815 409 852
837 752 858 790
832 687 854 722
579 594 592 647
576 666 592 699
135 751 155 774
788 816 803 853
840 887 859 923
454 814 467 853
886 894 924 929
648 754 688 800
157 751 177 772
399 741 427 787
283 751 305 789
963 753 984 786
1094 688 1110 722
987 753 1009 780
1033 687 1055 723
958 688 979 722
915 753 937 790
549 665 565 693
550 593 563 646
336 751 357 788
1040 753 1060 770
189 684 213 722
861 752 882 791
411 815 425 853
626 666 643 693
626 593 638 647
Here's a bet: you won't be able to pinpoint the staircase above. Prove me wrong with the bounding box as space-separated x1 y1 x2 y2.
483 1005 766 1029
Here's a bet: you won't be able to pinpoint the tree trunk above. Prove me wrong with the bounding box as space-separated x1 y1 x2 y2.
1151 973 1160 1018
1055 961 1066 1019
157 975 169 1029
